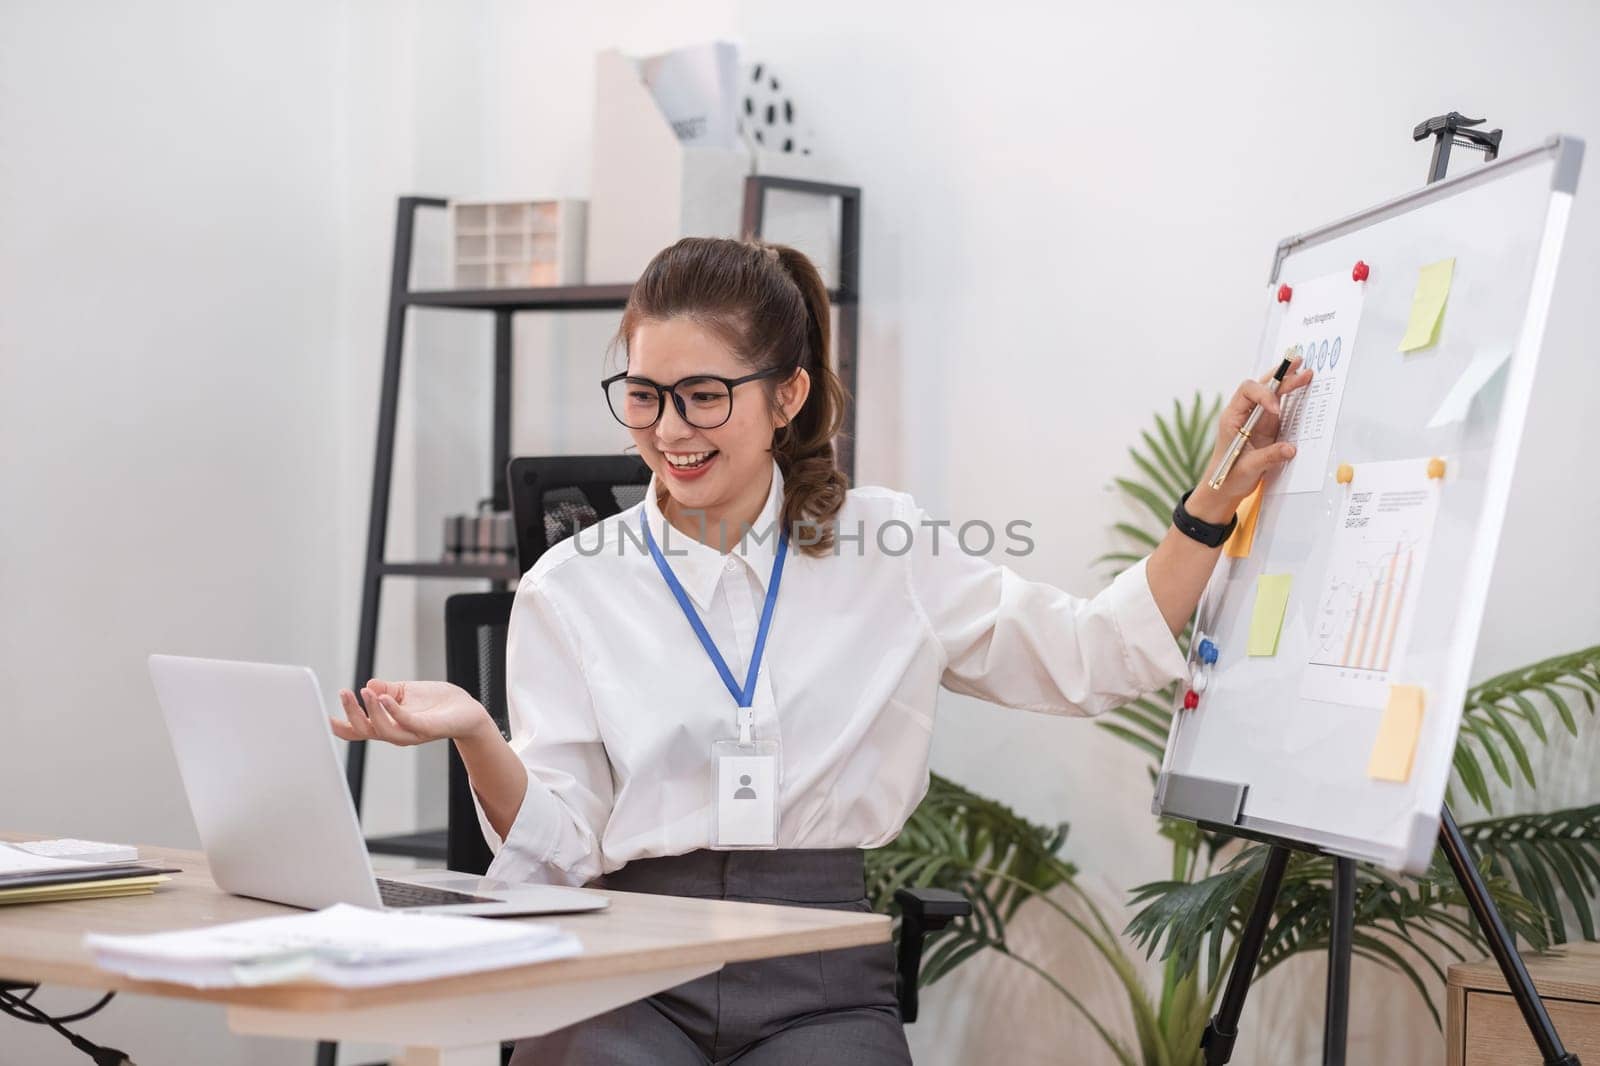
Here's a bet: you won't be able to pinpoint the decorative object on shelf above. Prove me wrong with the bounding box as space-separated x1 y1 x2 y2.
587 43 842 284
443 500 515 566
450 199 586 289
739 61 813 157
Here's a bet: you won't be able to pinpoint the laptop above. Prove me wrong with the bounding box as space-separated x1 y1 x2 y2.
147 654 608 918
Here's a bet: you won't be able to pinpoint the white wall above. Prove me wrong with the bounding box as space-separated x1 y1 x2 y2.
0 2 352 1062
4 2 1598 1064
725 3 1600 1063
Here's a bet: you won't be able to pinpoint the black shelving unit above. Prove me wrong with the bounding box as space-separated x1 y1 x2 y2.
348 178 862 859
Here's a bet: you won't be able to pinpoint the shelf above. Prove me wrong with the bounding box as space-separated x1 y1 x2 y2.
378 561 520 580
405 282 856 313
366 828 448 861
406 283 634 312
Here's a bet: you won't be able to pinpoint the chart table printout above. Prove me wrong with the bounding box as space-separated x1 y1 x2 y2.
1301 458 1442 708
1266 269 1367 496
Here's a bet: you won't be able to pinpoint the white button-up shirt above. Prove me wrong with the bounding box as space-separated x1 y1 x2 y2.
479 461 1188 887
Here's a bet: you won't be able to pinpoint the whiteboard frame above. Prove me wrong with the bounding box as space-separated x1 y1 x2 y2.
1152 135 1584 874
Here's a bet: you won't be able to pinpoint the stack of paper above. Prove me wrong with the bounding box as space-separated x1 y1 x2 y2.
0 844 171 905
86 903 582 988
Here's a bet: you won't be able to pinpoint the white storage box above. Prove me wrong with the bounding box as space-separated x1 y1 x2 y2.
451 199 587 288
586 48 746 283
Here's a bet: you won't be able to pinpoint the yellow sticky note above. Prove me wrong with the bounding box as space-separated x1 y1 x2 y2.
1224 482 1265 558
1247 573 1292 656
1367 685 1426 782
1398 258 1455 352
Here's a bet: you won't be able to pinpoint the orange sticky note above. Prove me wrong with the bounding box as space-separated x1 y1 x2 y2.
1367 685 1425 782
1225 483 1265 558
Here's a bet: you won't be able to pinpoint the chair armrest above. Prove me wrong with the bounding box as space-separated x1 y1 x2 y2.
893 886 972 1023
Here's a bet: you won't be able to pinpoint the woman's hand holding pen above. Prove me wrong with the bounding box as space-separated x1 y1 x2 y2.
332 679 497 747
1143 354 1314 635
1186 354 1315 523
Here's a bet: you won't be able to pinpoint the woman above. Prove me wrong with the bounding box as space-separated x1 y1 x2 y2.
332 237 1311 1064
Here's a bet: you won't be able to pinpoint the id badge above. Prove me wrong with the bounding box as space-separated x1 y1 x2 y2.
711 738 780 849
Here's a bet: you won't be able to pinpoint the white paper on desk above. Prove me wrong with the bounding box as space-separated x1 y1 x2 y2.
638 41 741 148
0 844 101 877
1426 347 1512 428
86 903 582 988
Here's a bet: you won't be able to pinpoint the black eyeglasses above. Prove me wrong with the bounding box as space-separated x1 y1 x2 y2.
601 367 790 430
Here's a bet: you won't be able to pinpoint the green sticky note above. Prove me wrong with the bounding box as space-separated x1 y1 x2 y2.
1398 258 1455 352
1247 574 1293 657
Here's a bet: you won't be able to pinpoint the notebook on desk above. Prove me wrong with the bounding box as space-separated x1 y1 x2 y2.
147 654 608 919
0 845 175 904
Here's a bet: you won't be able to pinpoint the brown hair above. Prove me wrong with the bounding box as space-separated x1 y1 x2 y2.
616 237 850 557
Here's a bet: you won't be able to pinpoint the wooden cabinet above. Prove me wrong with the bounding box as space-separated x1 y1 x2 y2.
1448 942 1600 1064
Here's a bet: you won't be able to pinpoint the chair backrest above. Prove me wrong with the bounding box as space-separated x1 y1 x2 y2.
443 590 516 875
444 454 654 874
507 454 651 576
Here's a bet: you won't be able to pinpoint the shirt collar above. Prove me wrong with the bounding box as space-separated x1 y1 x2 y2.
642 459 787 610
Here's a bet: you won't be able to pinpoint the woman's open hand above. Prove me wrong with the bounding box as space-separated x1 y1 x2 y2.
1186 354 1315 522
332 679 491 747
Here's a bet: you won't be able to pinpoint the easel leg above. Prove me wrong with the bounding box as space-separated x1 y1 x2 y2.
1202 845 1292 1065
1438 805 1581 1066
1322 857 1355 1066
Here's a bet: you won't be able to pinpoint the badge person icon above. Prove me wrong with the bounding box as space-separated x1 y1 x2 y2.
735 774 758 799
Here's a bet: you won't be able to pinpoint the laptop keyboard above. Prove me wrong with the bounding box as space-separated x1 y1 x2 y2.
377 878 499 908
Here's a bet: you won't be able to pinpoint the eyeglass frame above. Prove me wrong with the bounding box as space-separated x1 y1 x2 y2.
600 365 794 430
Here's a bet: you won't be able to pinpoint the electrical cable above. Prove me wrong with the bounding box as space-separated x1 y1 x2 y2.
0 986 135 1065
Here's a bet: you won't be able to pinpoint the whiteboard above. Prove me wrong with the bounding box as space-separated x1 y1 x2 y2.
1153 137 1583 875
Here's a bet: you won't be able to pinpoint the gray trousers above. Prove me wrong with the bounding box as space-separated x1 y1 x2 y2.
510 849 913 1065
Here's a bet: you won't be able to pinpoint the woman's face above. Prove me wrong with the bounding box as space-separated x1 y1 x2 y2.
625 316 808 519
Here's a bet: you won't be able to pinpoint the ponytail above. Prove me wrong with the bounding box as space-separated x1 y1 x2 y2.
768 244 849 555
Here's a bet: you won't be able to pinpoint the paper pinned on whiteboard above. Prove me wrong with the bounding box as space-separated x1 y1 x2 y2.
1301 458 1441 708
1247 574 1294 657
1426 348 1512 428
1224 482 1266 559
1399 259 1456 352
1367 684 1426 783
1265 270 1368 496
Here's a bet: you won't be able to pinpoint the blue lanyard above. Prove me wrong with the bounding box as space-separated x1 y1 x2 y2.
642 512 788 740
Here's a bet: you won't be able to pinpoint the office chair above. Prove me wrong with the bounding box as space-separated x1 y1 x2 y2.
505 454 652 572
441 455 653 875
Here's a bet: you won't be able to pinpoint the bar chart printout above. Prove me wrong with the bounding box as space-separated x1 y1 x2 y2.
1301 458 1442 709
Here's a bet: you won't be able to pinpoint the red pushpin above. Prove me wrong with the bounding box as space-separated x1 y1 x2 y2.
1276 284 1292 303
1182 689 1200 711
1352 260 1370 282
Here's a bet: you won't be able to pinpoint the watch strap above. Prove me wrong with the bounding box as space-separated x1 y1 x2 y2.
1173 490 1239 549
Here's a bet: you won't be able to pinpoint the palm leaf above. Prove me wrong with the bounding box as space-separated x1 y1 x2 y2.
1457 645 1600 811
867 772 1076 988
1124 847 1264 982
1459 805 1600 943
1101 393 1225 576
1126 844 1548 1025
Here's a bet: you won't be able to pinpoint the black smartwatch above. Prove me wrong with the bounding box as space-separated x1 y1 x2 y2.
1172 490 1238 549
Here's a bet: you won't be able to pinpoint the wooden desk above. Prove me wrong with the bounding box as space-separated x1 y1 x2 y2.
1448 941 1600 1065
0 841 889 1066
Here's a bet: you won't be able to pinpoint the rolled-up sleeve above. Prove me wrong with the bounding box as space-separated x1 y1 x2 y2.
901 495 1189 716
474 572 612 887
